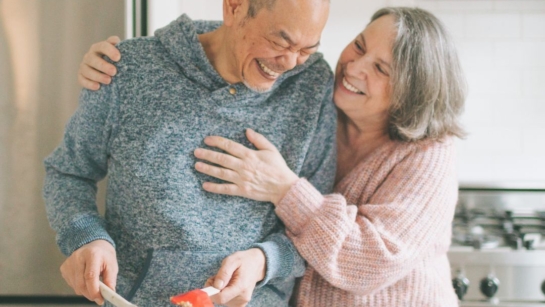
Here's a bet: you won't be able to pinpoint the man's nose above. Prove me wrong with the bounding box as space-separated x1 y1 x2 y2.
278 52 308 71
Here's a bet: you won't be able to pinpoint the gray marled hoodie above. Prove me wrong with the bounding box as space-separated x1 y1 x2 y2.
44 15 336 307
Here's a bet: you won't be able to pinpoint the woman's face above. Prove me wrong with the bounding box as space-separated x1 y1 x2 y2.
334 15 397 126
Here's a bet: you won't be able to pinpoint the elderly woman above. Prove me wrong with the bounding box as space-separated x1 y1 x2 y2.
79 7 464 306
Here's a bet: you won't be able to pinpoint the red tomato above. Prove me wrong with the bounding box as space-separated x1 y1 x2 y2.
170 289 214 307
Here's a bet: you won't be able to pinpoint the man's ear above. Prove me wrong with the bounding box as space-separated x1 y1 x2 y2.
223 0 246 27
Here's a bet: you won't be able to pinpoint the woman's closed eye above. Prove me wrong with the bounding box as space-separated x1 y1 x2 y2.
354 41 365 54
376 64 389 76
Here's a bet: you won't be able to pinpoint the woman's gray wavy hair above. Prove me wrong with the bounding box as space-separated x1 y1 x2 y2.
372 7 467 141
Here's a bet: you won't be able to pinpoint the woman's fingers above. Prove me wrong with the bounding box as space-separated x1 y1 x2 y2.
84 51 117 77
201 130 278 160
91 40 121 63
195 161 238 183
201 182 240 196
78 37 121 89
79 63 112 85
203 136 251 158
245 129 277 152
194 148 241 170
78 70 101 91
79 48 116 89
106 35 121 46
195 133 297 204
194 147 249 197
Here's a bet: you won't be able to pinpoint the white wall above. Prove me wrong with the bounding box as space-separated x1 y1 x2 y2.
148 0 223 32
147 0 545 187
414 0 545 187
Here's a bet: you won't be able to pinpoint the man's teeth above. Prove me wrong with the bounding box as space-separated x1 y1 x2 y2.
342 77 363 94
258 60 280 78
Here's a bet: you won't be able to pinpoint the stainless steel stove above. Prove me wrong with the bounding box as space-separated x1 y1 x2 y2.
448 187 545 306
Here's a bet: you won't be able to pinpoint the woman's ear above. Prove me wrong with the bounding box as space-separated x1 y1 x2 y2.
223 0 245 27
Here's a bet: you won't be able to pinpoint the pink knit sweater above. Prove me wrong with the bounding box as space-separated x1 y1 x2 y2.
276 138 459 306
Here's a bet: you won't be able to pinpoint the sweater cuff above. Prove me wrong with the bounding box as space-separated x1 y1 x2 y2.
275 178 324 236
57 215 115 256
250 236 294 287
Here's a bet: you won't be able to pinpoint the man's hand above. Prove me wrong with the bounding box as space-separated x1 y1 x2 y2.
60 240 118 305
78 36 121 91
205 248 266 307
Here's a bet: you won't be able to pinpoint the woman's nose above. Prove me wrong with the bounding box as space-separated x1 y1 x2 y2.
346 57 368 78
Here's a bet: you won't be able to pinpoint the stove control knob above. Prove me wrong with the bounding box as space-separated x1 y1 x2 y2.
541 280 545 295
480 275 500 298
513 237 523 250
502 211 514 233
452 276 470 300
472 237 483 250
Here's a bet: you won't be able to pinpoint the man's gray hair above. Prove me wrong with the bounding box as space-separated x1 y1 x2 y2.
247 0 277 18
372 7 467 142
246 0 330 18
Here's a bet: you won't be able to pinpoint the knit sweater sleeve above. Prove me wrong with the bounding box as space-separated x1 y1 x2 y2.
275 140 458 294
252 74 337 286
43 81 120 256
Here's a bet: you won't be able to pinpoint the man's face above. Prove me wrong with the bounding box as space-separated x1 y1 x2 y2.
227 0 329 92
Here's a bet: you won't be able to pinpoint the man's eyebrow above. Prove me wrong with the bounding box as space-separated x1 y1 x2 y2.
276 30 321 49
359 33 391 69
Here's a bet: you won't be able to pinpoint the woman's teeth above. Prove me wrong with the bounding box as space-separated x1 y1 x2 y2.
342 77 364 94
257 60 280 78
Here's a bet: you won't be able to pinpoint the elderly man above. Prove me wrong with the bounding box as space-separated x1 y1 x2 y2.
44 0 334 306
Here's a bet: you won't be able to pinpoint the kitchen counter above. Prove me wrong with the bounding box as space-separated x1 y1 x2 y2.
0 305 93 307
0 296 94 306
